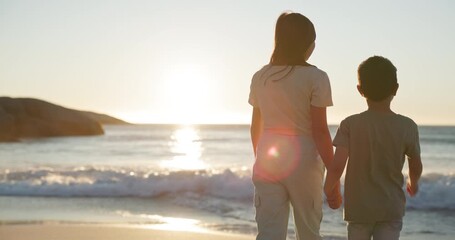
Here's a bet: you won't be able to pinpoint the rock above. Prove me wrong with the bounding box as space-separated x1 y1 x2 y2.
0 97 106 142
79 111 129 125
0 109 17 142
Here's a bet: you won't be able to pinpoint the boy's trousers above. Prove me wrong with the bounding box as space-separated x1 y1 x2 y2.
347 220 402 240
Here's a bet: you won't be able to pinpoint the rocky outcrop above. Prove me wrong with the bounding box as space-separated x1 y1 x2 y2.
79 111 129 125
0 97 106 142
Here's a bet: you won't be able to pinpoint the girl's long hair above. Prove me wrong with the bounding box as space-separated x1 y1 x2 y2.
270 12 316 66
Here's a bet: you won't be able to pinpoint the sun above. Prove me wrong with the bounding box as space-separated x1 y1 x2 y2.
113 63 216 124
160 64 212 124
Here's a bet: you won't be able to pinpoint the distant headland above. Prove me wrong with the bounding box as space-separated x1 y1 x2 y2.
0 97 129 142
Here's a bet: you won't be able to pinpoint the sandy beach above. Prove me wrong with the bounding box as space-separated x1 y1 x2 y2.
0 224 254 240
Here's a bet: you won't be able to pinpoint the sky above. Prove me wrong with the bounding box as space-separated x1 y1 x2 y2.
1 0 454 125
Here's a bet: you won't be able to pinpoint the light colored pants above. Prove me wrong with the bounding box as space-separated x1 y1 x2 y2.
347 220 403 240
253 133 325 240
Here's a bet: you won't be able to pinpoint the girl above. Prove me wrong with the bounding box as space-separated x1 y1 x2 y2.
249 12 341 240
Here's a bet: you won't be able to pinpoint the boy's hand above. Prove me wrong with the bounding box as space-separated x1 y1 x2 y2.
407 180 419 197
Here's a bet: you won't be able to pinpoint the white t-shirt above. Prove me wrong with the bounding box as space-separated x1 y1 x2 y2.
249 65 333 136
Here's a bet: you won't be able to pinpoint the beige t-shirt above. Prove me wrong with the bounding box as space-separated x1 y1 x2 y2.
248 65 333 136
333 110 420 222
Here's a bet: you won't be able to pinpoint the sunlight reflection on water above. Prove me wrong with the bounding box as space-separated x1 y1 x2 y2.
117 211 209 233
142 215 208 233
160 125 208 171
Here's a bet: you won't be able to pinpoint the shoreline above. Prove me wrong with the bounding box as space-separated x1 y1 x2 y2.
0 223 254 240
1 222 452 240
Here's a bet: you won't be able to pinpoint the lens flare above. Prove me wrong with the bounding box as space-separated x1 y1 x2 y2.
267 146 280 158
254 136 302 181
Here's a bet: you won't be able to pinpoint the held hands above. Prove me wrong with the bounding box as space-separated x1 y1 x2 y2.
407 180 419 197
326 192 342 209
324 181 342 209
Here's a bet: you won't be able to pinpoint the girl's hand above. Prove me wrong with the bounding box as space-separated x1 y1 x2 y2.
325 181 342 209
326 192 342 209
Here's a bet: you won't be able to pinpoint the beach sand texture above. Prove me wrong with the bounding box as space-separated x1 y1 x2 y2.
0 224 253 240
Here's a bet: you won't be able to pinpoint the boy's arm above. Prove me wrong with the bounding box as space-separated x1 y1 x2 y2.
310 106 334 167
250 107 263 157
407 155 422 196
324 146 348 209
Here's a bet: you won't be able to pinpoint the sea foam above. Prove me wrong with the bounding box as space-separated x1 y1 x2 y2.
1 168 454 210
0 167 253 200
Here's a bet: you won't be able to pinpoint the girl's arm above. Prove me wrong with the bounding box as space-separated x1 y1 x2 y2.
310 106 333 167
324 146 348 209
250 107 263 157
311 106 342 209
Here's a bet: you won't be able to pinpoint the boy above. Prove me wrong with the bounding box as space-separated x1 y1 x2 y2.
324 56 423 240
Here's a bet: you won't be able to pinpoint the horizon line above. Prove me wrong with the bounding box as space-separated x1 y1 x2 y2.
113 122 455 127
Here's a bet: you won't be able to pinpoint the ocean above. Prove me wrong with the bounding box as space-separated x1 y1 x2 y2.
1 124 454 239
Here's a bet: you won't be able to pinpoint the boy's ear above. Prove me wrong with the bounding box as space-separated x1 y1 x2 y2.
357 85 365 97
393 83 399 96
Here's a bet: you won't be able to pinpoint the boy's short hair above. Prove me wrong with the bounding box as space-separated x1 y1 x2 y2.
358 56 397 101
